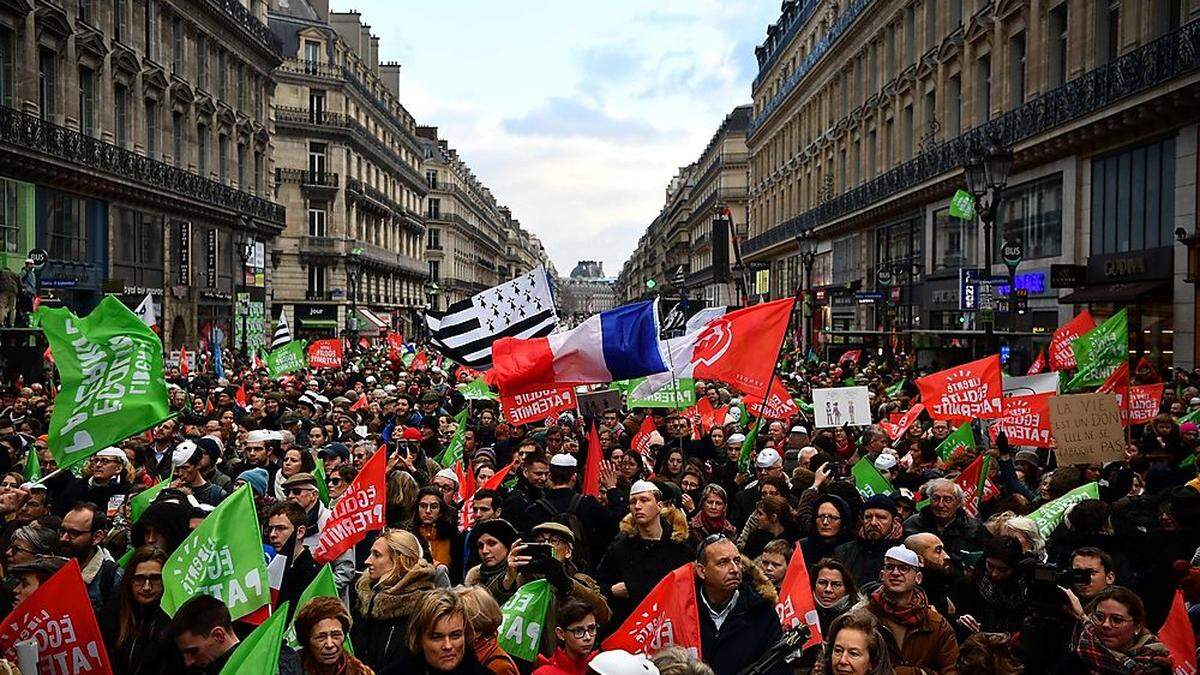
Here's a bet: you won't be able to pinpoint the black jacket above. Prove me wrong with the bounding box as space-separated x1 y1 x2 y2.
350 564 438 671
696 562 788 675
101 603 176 675
200 643 301 675
275 546 321 624
523 486 613 567
902 508 991 560
378 649 493 675
503 474 544 534
834 535 903 587
595 507 693 625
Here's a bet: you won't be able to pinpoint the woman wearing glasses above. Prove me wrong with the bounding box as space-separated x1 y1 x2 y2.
294 596 373 675
1061 585 1172 675
101 546 171 675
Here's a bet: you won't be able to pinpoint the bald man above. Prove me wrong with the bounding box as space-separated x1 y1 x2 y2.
905 533 957 617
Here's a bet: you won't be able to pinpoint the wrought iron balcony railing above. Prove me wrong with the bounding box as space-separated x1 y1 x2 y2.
0 104 284 225
276 167 339 187
203 0 281 57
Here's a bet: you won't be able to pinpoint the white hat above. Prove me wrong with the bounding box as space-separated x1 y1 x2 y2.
1191 397 1200 406
245 429 275 444
434 468 459 485
549 453 578 468
365 375 378 384
589 650 659 675
884 545 922 568
172 440 200 467
96 447 126 461
629 479 659 496
875 453 898 471
790 425 808 434
755 447 782 469
727 433 746 444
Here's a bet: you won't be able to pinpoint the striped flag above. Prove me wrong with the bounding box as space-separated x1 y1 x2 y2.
425 266 557 369
271 311 292 350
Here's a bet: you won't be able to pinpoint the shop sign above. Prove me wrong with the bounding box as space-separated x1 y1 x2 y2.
931 289 958 306
994 271 1048 297
295 304 338 321
959 268 985 310
1050 264 1085 289
854 291 883 303
177 221 191 285
1086 246 1172 282
205 228 217 288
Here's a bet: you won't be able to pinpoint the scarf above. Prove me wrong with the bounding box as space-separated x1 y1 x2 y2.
870 586 929 627
691 512 736 539
477 561 508 585
815 592 854 613
1070 621 1173 675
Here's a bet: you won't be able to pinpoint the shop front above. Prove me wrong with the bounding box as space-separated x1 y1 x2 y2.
293 303 339 339
36 187 107 314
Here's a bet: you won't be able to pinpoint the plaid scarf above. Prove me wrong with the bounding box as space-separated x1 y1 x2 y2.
870 586 929 627
1070 621 1173 674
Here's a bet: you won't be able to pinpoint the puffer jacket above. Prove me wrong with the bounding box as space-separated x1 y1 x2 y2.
595 506 693 625
350 562 438 670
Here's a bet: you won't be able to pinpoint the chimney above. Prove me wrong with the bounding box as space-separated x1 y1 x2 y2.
380 62 400 98
370 36 380 73
308 0 328 21
416 125 438 141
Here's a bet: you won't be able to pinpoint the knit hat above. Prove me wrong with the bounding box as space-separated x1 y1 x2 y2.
469 518 519 552
236 468 269 496
862 494 899 516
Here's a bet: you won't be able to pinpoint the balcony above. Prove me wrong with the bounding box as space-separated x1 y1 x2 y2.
278 59 343 80
277 167 339 200
201 0 281 58
275 106 426 192
0 104 284 226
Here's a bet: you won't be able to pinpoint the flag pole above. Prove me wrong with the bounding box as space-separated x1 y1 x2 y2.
755 290 804 424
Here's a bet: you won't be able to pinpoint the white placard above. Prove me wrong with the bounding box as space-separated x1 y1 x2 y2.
812 386 873 428
1003 372 1060 397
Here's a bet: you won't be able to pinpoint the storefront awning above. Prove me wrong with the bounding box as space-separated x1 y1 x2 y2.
356 308 387 330
299 319 338 329
1057 280 1168 304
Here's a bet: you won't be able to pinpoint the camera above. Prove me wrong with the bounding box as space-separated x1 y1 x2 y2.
1029 562 1091 589
829 460 850 480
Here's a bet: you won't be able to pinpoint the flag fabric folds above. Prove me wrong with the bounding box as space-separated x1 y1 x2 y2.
776 545 822 649
426 266 557 369
1049 310 1095 372
271 311 293 350
1066 309 1127 390
1158 590 1197 675
0 558 113 674
601 564 702 657
935 422 976 460
916 355 1003 423
220 601 289 675
314 448 386 563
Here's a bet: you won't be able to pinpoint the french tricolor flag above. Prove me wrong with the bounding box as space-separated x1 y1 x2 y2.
486 300 667 393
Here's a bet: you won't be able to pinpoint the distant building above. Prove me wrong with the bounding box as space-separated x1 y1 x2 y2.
557 260 616 325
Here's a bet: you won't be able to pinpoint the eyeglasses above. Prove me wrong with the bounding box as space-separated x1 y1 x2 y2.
883 563 917 574
58 526 92 538
7 544 35 557
285 487 314 496
815 514 842 522
328 478 343 486
131 573 163 587
565 624 599 638
1090 611 1132 628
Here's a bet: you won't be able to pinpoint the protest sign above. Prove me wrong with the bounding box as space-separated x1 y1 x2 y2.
267 340 308 378
851 457 893 498
306 339 344 368
501 384 577 425
811 386 872 428
1028 482 1100 536
1002 372 1060 397
917 355 1003 423
627 377 697 409
577 389 623 419
989 393 1054 448
1048 393 1124 465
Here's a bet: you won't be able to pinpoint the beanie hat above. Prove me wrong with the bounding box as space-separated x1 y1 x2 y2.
862 494 899 516
469 518 519 552
236 468 269 496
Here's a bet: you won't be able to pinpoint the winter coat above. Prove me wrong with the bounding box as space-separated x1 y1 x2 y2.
351 563 438 671
697 557 788 675
799 493 854 567
299 650 375 675
378 648 493 675
532 648 594 675
860 595 959 675
834 535 904 587
596 506 693 625
101 603 174 675
902 509 990 560
484 560 611 659
475 637 520 675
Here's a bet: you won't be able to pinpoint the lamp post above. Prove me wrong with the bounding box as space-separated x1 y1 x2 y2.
346 253 362 339
235 227 254 359
425 280 440 340
964 139 1014 355
796 229 817 354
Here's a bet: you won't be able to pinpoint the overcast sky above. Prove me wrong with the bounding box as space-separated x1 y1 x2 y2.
328 0 777 278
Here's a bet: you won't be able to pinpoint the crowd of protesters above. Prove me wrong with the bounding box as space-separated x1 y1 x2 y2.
0 338 1196 675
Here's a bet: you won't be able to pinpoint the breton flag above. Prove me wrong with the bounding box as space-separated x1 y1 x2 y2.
133 292 157 328
271 311 292 350
426 266 557 369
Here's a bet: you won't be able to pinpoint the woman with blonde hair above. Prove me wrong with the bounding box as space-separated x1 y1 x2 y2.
351 529 438 671
817 609 894 675
379 589 490 675
455 586 519 675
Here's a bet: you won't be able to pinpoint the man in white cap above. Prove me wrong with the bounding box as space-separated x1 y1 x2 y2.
874 452 899 484
238 429 283 495
732 447 786 527
432 467 460 508
861 544 958 674
57 447 128 514
523 452 610 559
171 440 227 507
596 479 692 625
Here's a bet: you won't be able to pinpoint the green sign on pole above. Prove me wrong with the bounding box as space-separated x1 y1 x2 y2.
949 189 976 220
267 340 308 378
627 377 697 409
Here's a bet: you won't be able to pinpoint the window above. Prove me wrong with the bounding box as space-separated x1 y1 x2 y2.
77 67 94 137
951 0 963 28
932 207 979 271
112 208 164 289
976 54 991 122
172 111 183 167
1100 1 1120 64
427 197 440 220
429 260 440 280
237 144 246 188
901 104 913 161
196 34 207 90
832 234 860 285
197 125 207 176
948 74 961 133
426 170 438 189
144 99 158 158
218 134 228 184
1049 4 1069 87
427 227 441 249
904 6 915 66
1008 32 1026 110
309 90 325 123
114 84 129 148
307 264 327 298
78 0 92 24
172 18 183 74
924 1 937 49
254 151 263 195
145 0 158 62
44 190 88 262
996 173 1064 261
114 0 127 42
876 215 921 267
0 28 11 107
38 48 56 120
304 40 320 67
923 89 936 143
307 205 327 237
0 179 19 254
308 142 326 180
1090 138 1175 255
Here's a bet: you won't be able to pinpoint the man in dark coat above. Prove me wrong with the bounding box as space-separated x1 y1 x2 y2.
835 494 905 587
264 502 320 623
695 536 788 675
503 445 549 534
902 477 990 560
523 453 612 566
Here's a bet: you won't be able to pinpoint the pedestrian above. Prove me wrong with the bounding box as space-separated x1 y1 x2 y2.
294 596 374 675
378 589 490 675
352 530 439 670
694 535 786 675
103 546 172 675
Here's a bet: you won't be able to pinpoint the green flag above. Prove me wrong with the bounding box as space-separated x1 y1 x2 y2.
314 457 330 506
797 399 813 414
437 408 469 467
37 296 171 469
935 423 976 460
220 601 290 675
851 457 893 498
162 485 269 620
22 446 40 482
1027 482 1099 537
498 579 552 661
129 473 172 524
737 418 763 473
402 351 415 368
627 377 697 409
286 565 353 652
1066 309 1128 390
949 189 976 220
459 377 498 401
267 340 308 379
1180 408 1200 425
885 379 906 397
117 547 134 569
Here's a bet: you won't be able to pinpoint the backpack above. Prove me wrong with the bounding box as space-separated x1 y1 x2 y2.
534 493 591 568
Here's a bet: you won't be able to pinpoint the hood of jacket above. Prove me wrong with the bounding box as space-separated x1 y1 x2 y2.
355 562 438 620
617 505 689 543
809 493 854 540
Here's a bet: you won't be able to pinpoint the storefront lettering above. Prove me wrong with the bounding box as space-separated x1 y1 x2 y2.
1103 257 1145 278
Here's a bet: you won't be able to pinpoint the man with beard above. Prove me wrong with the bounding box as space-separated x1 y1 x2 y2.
695 536 786 675
835 494 905 586
58 502 122 616
861 545 958 674
905 532 958 617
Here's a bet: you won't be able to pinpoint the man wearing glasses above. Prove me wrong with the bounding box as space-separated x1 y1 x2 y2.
862 545 958 675
282 472 354 598
58 502 122 617
535 599 598 675
694 534 786 675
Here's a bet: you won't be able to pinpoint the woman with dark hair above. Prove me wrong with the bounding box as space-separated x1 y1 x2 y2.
742 494 802 559
406 486 460 570
818 609 895 675
688 484 737 547
956 535 1030 636
653 447 686 485
800 494 853 566
378 589 490 675
102 546 171 675
1060 586 1172 675
272 447 317 500
810 558 861 635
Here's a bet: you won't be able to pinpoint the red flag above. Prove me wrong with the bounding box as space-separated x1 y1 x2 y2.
1098 363 1165 426
1049 310 1096 371
307 339 344 368
254 350 266 370
454 364 485 383
696 398 728 434
687 297 795 399
954 455 999 519
386 333 404 350
879 403 925 441
350 394 368 411
410 350 429 372
0 558 113 674
42 345 54 364
583 422 603 497
481 463 515 491
358 336 371 350
744 378 799 420
988 393 1054 448
313 447 386 563
1027 348 1048 375
500 384 578 425
1159 589 1198 675
776 544 823 650
916 355 1004 423
235 383 248 408
601 564 702 657
1098 363 1132 425
179 345 190 378
630 416 658 457
838 349 862 366
455 460 477 531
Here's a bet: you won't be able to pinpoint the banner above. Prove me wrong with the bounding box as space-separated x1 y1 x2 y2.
306 339 344 369
954 455 999 519
1028 482 1100 537
1067 309 1128 390
583 423 603 498
601 564 702 657
1003 372 1060 397
501 384 577 425
989 393 1054 448
0 559 112 674
38 296 171 468
1158 590 1198 675
916 355 1003 423
1049 310 1095 371
879 403 924 441
851 457 893 498
1027 349 1047 375
1048 393 1124 466
162 485 269 620
267 340 308 379
838 349 862 366
811 386 872 428
627 377 697 409
313 448 385 563
220 601 289 675
935 423 975 460
497 580 552 662
1129 383 1164 425
743 378 799 420
437 409 469 467
776 544 822 649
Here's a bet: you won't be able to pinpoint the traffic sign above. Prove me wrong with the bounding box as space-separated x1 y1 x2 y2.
1002 239 1023 269
876 266 893 287
27 248 47 270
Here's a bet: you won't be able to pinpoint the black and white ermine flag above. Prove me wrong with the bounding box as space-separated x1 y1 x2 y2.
271 311 292 350
425 266 557 369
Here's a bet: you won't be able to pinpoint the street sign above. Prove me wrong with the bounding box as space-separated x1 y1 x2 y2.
876 266 893 287
1002 240 1024 269
959 268 985 310
27 248 47 270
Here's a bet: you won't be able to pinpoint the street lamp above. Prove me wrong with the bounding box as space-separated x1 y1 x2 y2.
425 280 440 339
964 139 1013 354
235 227 254 359
346 253 363 339
795 229 817 354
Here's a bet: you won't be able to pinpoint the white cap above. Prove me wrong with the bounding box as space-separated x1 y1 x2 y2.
727 433 746 444
172 440 199 467
549 453 578 468
96 447 126 461
589 650 659 675
245 429 275 444
629 479 659 496
434 468 459 485
755 447 782 469
884 545 922 568
790 425 808 434
875 453 898 471
1191 397 1200 406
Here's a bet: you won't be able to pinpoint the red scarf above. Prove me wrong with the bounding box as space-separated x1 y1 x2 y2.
870 586 929 627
